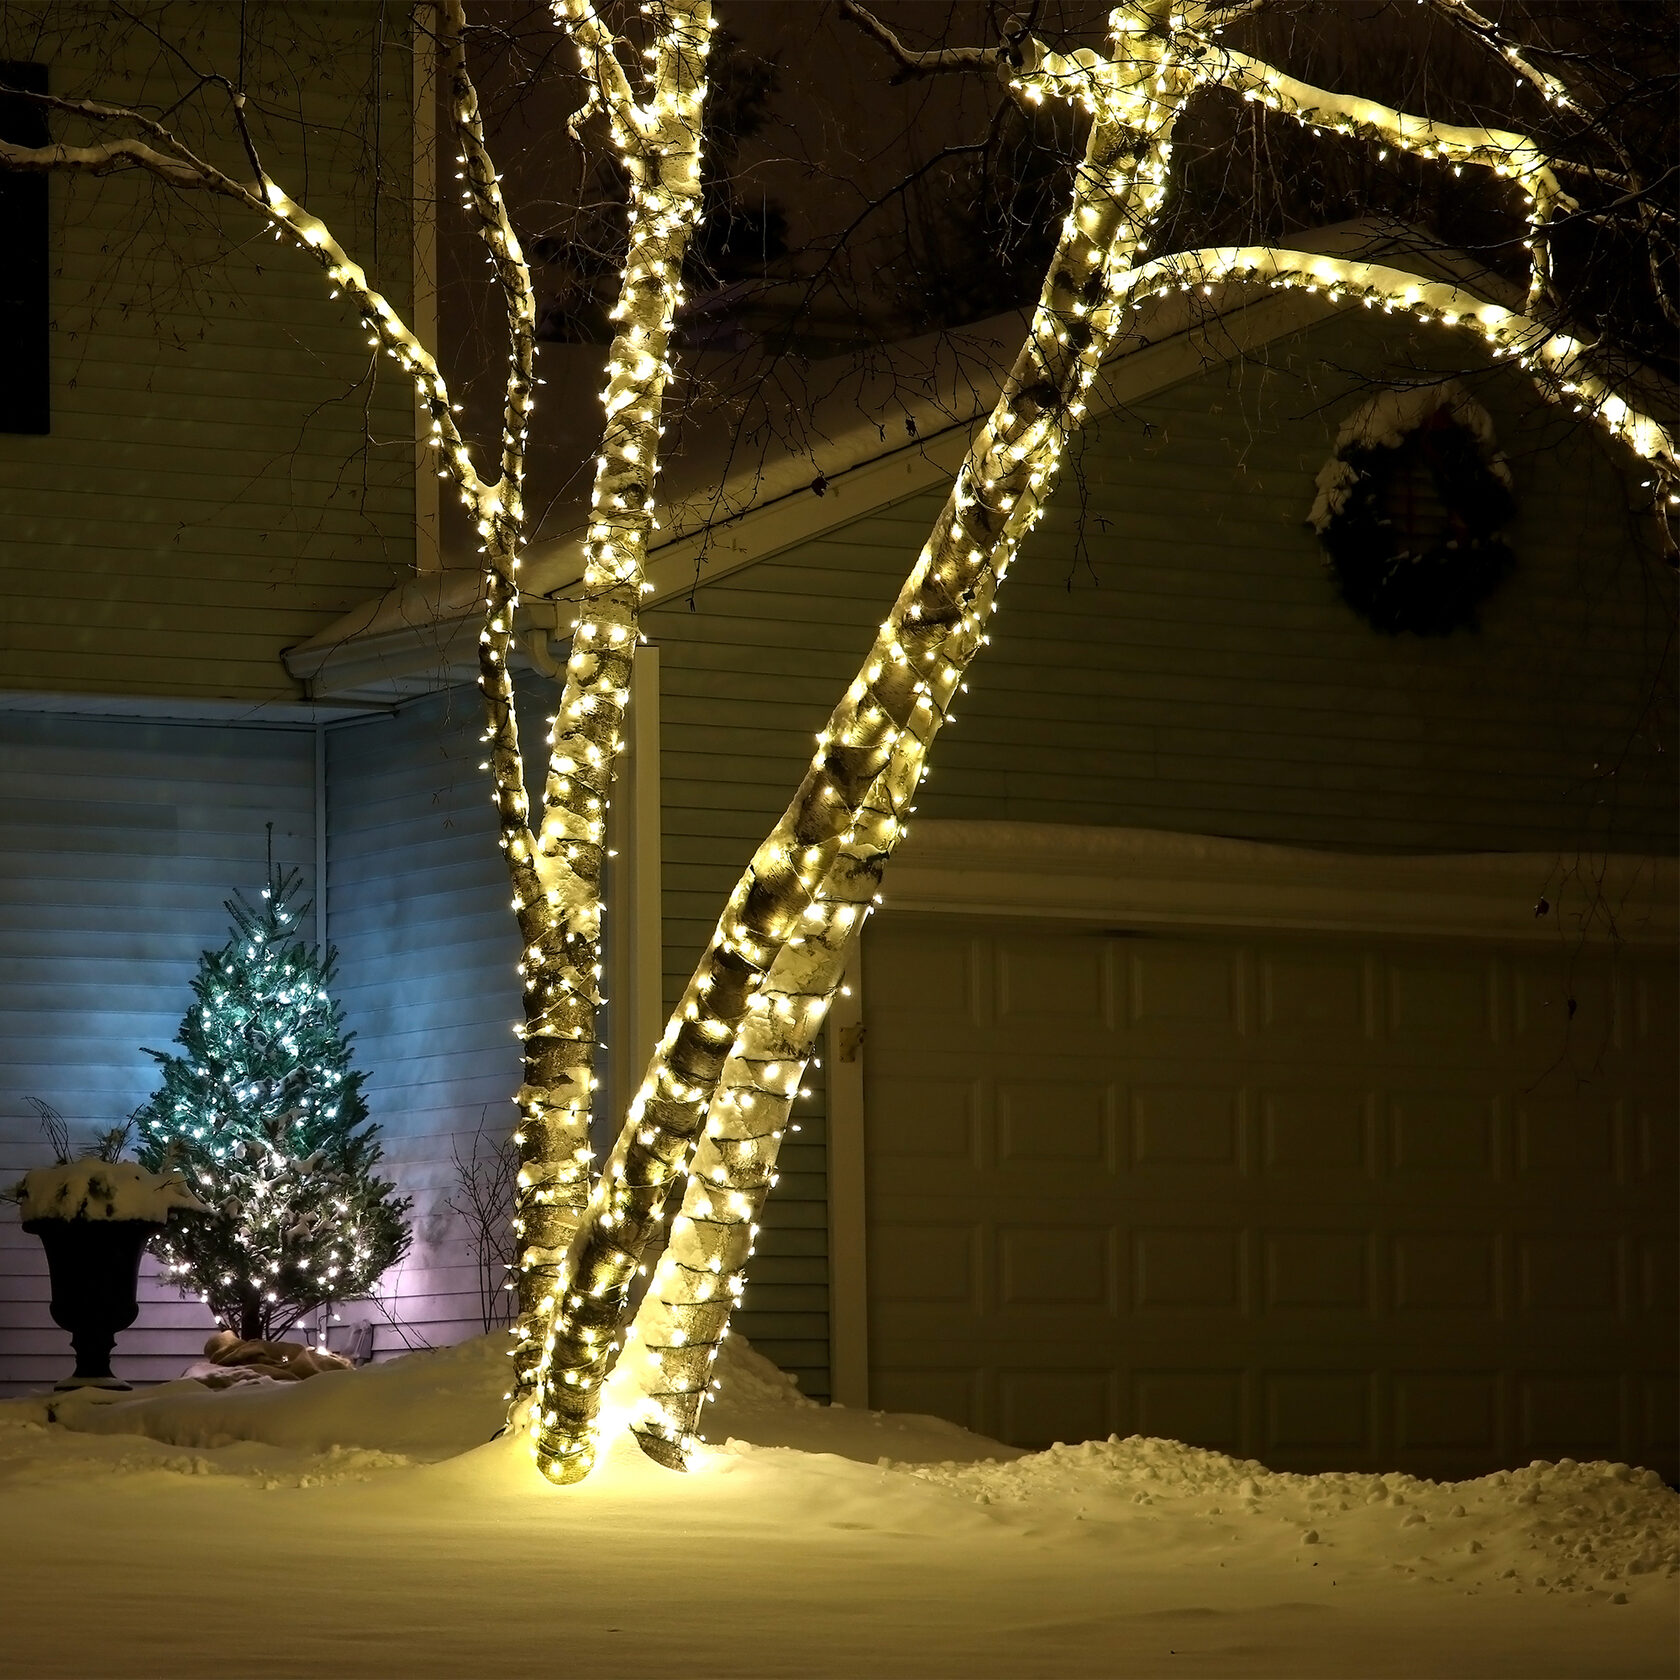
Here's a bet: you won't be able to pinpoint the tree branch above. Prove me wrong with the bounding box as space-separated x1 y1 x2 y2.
838 0 1000 82
1118 245 1678 539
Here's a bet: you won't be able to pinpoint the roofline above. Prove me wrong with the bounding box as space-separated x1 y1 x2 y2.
286 218 1620 703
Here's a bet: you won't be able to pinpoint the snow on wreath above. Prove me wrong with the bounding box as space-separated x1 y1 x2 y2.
1308 380 1516 636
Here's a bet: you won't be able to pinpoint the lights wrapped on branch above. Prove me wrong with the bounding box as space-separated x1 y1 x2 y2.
540 0 1207 1480
509 0 715 1460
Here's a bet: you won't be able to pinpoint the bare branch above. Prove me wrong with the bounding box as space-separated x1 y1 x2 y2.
839 1 1000 82
1421 0 1589 120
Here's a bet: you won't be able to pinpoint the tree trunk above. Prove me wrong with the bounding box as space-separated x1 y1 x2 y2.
537 0 1201 1480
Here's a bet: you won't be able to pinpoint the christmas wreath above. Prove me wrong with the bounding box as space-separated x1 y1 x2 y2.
1308 381 1516 635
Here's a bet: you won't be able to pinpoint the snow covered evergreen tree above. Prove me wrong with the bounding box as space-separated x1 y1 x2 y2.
137 869 410 1342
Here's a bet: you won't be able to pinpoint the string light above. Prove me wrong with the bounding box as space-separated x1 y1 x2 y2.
27 0 1658 1486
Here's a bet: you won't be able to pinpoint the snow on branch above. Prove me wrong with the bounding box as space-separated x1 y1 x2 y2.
1421 0 1587 119
838 0 1001 81
1185 40 1556 181
1114 245 1679 534
556 0 649 146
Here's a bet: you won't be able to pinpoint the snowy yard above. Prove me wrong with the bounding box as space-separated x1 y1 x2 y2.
1 1337 1673 1679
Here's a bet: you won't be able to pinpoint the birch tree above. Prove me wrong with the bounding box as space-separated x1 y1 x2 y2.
0 0 714 1467
2 0 1673 1487
601 0 1680 1474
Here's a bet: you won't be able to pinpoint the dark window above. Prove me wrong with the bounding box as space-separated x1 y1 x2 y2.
0 62 49 435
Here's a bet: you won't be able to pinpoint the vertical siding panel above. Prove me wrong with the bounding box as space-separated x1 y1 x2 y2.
325 688 532 1356
0 712 315 1396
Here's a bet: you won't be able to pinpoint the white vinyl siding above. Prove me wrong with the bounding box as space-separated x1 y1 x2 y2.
0 3 415 703
0 710 316 1396
325 689 525 1356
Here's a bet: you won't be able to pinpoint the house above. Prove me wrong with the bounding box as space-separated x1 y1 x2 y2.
0 2 425 1387
2 53 1674 1487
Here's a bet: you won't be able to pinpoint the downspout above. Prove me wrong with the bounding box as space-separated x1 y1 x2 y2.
314 721 328 952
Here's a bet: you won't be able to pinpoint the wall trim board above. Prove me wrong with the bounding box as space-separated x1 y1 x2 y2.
608 647 664 1126
824 939 868 1410
884 821 1678 948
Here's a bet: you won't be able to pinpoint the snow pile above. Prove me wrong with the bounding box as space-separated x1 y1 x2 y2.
2 1332 1675 1677
1308 378 1512 530
7 1159 209 1224
901 1433 1679 1597
38 1326 810 1463
704 1332 817 1411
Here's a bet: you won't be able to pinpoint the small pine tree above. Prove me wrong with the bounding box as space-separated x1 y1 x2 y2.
137 868 410 1342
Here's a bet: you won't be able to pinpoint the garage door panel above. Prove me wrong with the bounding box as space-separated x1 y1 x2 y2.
861 916 1677 1476
1388 1091 1502 1178
1518 1234 1623 1316
1641 1374 1678 1456
1511 955 1616 1050
866 1076 980 1172
1392 1231 1502 1314
1394 1370 1501 1455
1133 1227 1244 1312
1130 1085 1245 1175
870 1366 982 1432
1518 1373 1623 1459
1259 948 1372 1037
999 1224 1114 1309
1263 1371 1377 1460
997 1080 1112 1168
1124 943 1245 1036
996 934 1107 1027
1636 1238 1677 1316
1634 962 1677 1049
1386 954 1499 1047
1633 1105 1678 1180
999 1369 1114 1447
866 931 985 1043
1514 1095 1620 1180
870 1223 980 1308
1260 1089 1377 1179
1261 1230 1372 1313
1133 1369 1245 1453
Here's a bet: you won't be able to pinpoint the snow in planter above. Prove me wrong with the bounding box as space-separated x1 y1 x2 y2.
134 868 410 1342
6 1159 207 1225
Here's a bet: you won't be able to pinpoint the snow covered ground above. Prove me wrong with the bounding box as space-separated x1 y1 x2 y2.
0 1336 1673 1678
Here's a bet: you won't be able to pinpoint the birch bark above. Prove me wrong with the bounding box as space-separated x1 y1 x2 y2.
534 0 1205 1479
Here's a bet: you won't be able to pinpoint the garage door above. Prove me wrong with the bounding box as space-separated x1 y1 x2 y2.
861 916 1678 1480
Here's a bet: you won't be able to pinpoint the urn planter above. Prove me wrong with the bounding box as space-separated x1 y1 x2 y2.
22 1217 163 1389
7 1158 208 1391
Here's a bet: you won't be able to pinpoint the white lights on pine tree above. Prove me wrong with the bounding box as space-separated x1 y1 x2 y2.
136 871 410 1342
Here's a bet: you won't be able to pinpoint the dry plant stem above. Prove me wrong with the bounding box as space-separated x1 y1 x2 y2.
535 0 1201 1479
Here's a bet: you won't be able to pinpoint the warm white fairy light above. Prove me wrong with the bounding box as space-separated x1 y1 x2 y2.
598 0 1680 1470
513 0 715 1486
6 0 1662 1489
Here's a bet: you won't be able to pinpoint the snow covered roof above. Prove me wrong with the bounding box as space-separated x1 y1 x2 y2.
283 219 1593 704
